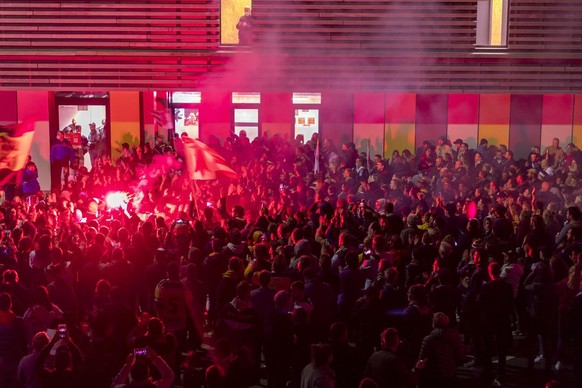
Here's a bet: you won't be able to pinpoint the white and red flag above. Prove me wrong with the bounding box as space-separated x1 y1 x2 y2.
151 109 173 129
182 137 238 181
0 121 35 185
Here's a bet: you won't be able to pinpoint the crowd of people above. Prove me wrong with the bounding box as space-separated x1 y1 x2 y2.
1 127 582 388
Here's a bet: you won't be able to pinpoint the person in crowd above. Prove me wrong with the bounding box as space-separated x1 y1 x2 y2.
0 292 27 387
570 279 582 388
264 290 294 388
416 312 463 388
154 261 199 351
556 206 582 246
111 347 175 388
250 269 276 332
214 281 262 371
87 122 103 168
49 130 74 192
20 161 41 198
132 317 177 373
329 321 363 388
364 327 417 388
301 343 336 388
17 331 50 388
524 260 560 374
35 326 84 387
477 262 514 385
23 285 63 343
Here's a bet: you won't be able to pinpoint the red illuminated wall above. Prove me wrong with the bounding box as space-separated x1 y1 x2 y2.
447 94 479 149
262 93 292 141
0 92 18 125
200 91 231 142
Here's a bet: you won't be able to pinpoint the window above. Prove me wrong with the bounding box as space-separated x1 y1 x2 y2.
294 109 319 143
232 92 260 104
234 109 259 140
171 92 201 139
232 92 260 141
221 0 252 45
174 108 200 139
292 93 322 105
58 104 107 171
293 93 321 143
476 0 508 46
172 92 202 104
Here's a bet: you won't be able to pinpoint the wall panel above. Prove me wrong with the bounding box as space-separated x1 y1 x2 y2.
415 94 448 151
200 91 231 143
355 93 384 157
0 92 18 125
354 124 384 159
109 91 141 158
541 94 574 150
510 95 543 159
261 93 292 141
478 94 510 147
321 92 353 151
509 0 582 53
385 93 416 155
448 94 479 148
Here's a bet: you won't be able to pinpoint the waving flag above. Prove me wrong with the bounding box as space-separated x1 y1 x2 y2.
183 137 238 180
152 109 173 129
0 121 35 185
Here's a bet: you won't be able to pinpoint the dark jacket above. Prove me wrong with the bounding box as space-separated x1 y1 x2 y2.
418 328 464 381
365 349 417 388
477 279 513 332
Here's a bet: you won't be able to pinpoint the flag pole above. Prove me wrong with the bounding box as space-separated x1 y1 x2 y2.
367 137 371 172
313 138 320 174
190 180 201 220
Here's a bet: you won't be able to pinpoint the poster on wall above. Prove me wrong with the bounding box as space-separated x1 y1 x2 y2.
294 109 319 142
174 108 199 139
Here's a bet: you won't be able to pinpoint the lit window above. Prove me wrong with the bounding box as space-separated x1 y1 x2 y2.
171 92 202 104
174 108 199 139
476 0 508 46
234 109 259 140
292 93 322 105
232 92 261 104
234 108 258 123
232 92 260 140
221 1 252 45
171 92 201 139
294 109 319 143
